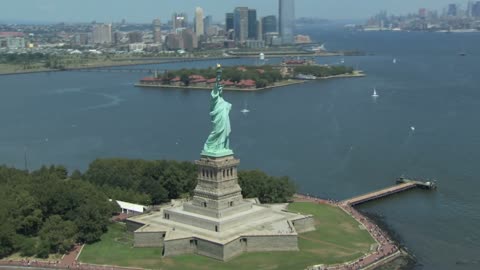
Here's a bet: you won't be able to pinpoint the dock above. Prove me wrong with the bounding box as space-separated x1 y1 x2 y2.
342 178 436 206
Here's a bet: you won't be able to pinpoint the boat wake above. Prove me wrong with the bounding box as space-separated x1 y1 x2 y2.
80 93 124 111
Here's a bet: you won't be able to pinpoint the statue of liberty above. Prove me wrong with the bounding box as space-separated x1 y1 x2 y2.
202 64 234 157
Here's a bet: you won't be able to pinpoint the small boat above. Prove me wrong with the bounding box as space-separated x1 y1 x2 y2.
372 88 379 98
459 52 466 56
241 101 250 114
393 58 397 64
410 126 415 131
340 58 345 64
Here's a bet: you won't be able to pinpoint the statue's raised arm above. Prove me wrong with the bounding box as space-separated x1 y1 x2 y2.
202 65 233 157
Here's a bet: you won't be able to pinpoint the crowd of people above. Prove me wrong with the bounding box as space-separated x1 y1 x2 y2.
296 193 401 270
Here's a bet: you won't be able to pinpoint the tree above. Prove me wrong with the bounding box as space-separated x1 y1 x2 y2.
238 170 296 203
75 203 109 243
40 215 77 254
18 236 37 257
180 73 190 86
0 222 16 258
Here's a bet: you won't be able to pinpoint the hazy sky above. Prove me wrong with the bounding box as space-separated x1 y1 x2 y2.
0 0 464 23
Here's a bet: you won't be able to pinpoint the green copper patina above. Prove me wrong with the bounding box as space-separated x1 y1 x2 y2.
202 64 234 157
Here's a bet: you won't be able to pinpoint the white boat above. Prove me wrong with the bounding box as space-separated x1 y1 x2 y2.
241 101 250 114
410 126 415 131
340 58 345 64
372 88 379 98
393 58 397 64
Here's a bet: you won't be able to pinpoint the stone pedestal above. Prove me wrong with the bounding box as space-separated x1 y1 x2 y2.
184 155 252 219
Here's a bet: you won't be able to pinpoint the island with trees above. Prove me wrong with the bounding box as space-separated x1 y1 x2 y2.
136 60 365 91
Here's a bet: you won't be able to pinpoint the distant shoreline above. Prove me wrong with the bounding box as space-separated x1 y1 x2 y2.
0 52 358 76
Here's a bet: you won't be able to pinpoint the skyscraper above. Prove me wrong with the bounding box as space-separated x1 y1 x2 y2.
92 24 112 44
195 7 204 37
234 7 249 42
248 9 258 40
279 0 295 44
152 19 161 44
473 1 480 17
447 4 457 16
172 13 188 31
203 15 213 35
225 13 234 32
262 15 277 34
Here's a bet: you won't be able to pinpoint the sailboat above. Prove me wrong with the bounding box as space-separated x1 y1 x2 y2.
372 88 379 98
241 101 250 114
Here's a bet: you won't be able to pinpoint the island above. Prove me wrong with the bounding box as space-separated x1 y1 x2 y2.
136 59 365 91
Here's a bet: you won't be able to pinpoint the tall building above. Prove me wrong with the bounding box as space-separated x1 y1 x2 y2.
182 29 198 50
165 33 183 50
195 7 204 37
279 0 295 44
203 15 213 35
262 15 277 34
234 7 249 42
473 1 480 17
447 4 458 16
92 24 112 44
225 13 234 32
128 31 143 43
248 9 257 40
152 19 162 44
419 8 427 19
257 20 263 40
172 13 188 31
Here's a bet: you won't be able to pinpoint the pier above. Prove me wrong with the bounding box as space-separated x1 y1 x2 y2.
342 178 436 206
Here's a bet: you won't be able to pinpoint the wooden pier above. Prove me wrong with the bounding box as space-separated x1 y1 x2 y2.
342 178 436 206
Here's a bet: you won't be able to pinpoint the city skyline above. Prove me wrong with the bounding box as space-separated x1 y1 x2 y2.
0 0 470 24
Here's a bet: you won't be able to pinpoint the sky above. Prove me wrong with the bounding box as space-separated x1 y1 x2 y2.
0 0 466 24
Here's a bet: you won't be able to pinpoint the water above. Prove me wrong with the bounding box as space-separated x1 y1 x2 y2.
1 29 480 270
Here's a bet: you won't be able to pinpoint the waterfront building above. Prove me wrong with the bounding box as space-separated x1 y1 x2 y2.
0 32 25 49
203 15 213 36
92 24 112 44
153 19 162 44
182 29 198 50
129 43 146 52
165 33 183 50
128 31 143 43
195 7 204 37
279 0 295 44
248 9 258 40
226 13 234 32
234 7 249 42
262 15 277 34
264 32 282 46
172 12 188 31
246 39 265 49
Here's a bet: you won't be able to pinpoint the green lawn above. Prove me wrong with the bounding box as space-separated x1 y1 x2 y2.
79 202 375 270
